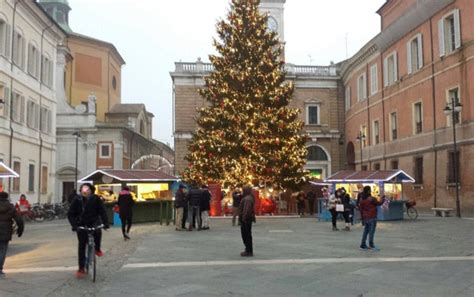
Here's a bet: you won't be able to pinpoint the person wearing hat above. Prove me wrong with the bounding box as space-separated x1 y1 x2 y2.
0 191 24 276
175 184 187 231
68 183 109 278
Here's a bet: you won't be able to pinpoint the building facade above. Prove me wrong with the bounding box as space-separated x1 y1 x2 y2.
171 0 345 181
342 0 474 211
0 0 66 203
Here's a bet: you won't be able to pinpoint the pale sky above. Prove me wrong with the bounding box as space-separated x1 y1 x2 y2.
67 0 386 147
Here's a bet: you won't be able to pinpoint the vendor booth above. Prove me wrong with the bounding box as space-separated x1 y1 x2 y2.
0 162 20 192
78 169 179 225
324 170 415 221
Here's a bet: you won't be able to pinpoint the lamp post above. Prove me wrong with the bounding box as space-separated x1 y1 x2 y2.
443 95 462 218
356 131 366 170
72 131 81 192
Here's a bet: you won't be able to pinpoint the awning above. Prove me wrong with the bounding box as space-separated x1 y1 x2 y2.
309 178 331 186
325 170 415 183
78 169 179 184
0 162 19 178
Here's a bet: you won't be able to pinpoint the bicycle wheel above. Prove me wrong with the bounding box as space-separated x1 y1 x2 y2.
407 207 418 220
33 212 45 222
85 242 93 275
91 250 96 282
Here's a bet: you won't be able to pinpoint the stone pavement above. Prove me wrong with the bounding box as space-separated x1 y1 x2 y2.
0 216 473 297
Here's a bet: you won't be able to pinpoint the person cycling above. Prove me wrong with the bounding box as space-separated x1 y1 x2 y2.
67 183 109 278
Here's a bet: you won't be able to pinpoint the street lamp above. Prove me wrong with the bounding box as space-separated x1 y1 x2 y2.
356 131 366 170
72 131 81 192
443 95 462 218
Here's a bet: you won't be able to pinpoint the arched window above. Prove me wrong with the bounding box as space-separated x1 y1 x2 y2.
307 146 328 161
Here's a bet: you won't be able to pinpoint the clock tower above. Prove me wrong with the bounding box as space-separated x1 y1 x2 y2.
259 0 285 59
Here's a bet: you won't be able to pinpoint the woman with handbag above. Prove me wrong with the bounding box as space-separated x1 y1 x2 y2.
328 189 342 231
339 188 352 231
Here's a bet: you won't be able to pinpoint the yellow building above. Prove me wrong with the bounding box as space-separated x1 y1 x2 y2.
39 0 125 122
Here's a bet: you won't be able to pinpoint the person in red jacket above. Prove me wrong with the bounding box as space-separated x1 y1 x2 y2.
358 185 385 251
15 194 31 215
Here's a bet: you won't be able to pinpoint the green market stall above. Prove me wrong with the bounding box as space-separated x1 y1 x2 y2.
78 169 179 225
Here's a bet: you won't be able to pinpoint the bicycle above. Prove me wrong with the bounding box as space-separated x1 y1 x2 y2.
77 224 104 282
405 200 418 220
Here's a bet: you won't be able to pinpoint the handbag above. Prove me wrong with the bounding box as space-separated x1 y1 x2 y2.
336 204 344 212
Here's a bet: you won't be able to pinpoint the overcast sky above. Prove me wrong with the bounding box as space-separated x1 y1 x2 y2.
68 0 386 147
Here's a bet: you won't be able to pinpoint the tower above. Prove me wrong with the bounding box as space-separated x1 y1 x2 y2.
259 0 285 59
38 0 73 33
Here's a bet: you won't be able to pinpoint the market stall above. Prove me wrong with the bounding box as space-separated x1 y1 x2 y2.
0 162 19 192
324 170 415 221
78 169 179 224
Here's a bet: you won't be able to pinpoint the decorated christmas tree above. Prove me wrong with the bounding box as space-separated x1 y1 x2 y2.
182 0 308 190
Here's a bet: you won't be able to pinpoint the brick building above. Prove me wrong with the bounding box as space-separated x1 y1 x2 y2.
342 0 474 212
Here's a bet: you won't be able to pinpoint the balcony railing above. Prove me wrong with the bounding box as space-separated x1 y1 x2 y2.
173 60 338 77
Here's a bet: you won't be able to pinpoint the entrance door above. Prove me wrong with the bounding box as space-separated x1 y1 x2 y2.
62 182 74 203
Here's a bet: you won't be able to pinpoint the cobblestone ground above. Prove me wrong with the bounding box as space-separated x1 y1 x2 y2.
0 215 473 297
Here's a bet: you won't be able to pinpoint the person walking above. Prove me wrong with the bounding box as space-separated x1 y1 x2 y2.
231 188 242 226
239 186 255 257
200 185 211 230
0 192 24 276
358 185 385 251
174 184 187 231
187 185 201 231
117 186 135 239
68 183 109 278
15 194 31 216
296 191 306 216
328 189 341 231
306 189 316 216
339 188 352 231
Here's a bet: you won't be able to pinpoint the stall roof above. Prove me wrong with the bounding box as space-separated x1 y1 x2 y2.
0 162 19 178
325 170 415 183
79 169 179 184
309 178 331 186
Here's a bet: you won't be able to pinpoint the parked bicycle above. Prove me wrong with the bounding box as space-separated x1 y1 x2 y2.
18 203 45 222
77 224 104 282
405 200 418 220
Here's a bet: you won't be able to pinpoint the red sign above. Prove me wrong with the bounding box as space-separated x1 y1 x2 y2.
208 183 222 216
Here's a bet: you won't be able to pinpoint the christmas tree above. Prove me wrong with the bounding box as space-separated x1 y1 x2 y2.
182 0 308 190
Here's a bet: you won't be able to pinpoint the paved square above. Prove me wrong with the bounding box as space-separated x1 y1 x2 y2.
0 216 473 296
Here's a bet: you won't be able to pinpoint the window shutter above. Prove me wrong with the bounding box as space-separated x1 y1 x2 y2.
3 87 9 117
417 34 423 69
453 9 461 49
363 74 367 99
20 95 25 123
5 24 11 59
36 52 40 78
28 44 33 74
438 19 445 57
394 52 398 82
406 41 412 74
48 60 53 86
383 57 388 87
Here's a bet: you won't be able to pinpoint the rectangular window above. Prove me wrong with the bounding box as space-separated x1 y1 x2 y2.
13 161 20 192
447 88 461 125
373 163 381 171
390 112 398 140
361 125 368 147
27 43 40 78
361 165 368 171
414 157 423 184
370 64 378 95
11 93 25 123
41 166 48 193
439 9 461 57
28 164 35 192
40 107 51 133
99 143 112 159
407 34 423 74
27 100 40 129
0 85 8 117
123 138 129 154
384 52 398 87
345 86 351 111
0 21 8 56
357 73 367 101
13 30 25 69
373 120 380 145
413 102 423 134
391 160 399 170
447 151 460 183
306 105 319 125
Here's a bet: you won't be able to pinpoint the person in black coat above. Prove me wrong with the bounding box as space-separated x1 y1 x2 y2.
117 186 135 239
339 188 352 231
67 183 109 278
200 185 211 230
0 192 24 276
174 184 187 231
187 185 202 231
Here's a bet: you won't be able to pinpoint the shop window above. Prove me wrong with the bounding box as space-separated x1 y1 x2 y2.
414 157 423 184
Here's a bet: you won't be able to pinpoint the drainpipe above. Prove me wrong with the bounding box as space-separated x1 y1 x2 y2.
37 21 55 204
380 54 386 169
8 0 20 192
366 62 370 168
429 17 438 208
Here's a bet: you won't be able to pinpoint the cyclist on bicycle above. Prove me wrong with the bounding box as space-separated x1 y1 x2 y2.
68 183 109 278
